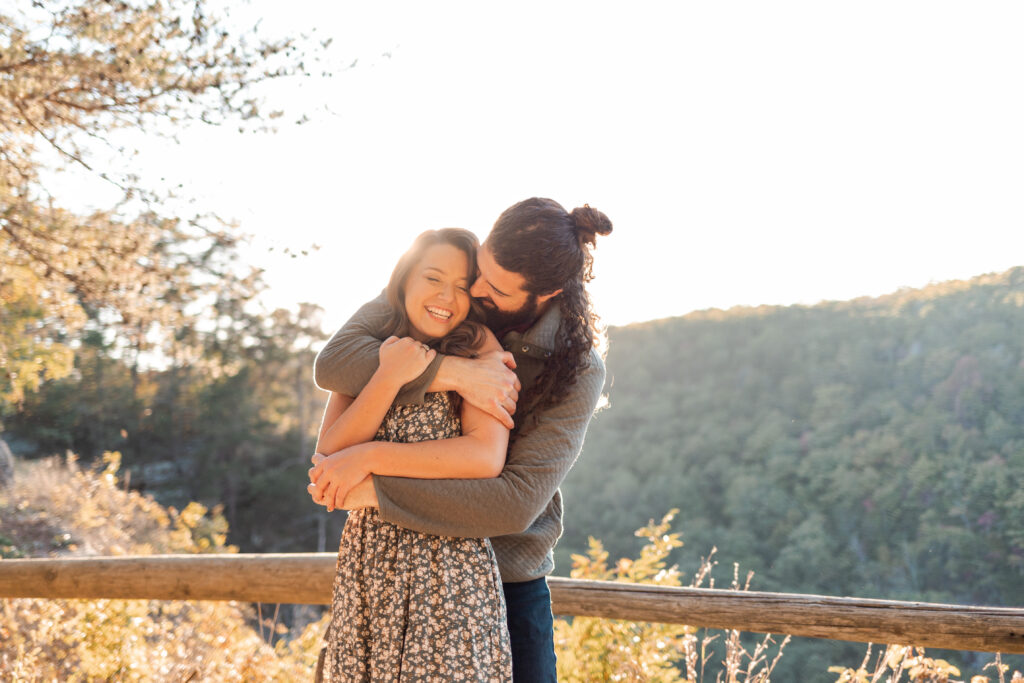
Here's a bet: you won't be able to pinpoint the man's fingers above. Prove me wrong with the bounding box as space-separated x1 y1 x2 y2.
333 487 347 512
492 399 515 430
315 473 332 500
324 482 338 512
500 351 517 370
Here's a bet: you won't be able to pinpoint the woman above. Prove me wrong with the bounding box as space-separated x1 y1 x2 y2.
308 228 513 682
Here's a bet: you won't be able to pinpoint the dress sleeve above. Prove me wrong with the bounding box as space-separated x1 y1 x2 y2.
314 291 443 405
372 351 606 538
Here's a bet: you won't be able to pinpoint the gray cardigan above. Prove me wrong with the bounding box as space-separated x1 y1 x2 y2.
314 293 606 583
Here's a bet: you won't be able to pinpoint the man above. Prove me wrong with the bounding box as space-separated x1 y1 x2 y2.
312 197 612 681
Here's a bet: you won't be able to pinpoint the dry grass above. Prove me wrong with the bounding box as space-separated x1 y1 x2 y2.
3 457 1017 681
553 509 789 683
0 452 326 681
829 646 1023 683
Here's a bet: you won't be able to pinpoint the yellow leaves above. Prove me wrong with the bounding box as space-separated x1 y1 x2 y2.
170 501 237 554
904 655 960 679
0 267 77 407
827 666 872 683
557 509 787 683
886 644 911 668
178 501 208 530
832 644 1012 683
0 453 321 680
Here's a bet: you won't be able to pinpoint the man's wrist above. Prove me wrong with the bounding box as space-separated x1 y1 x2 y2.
343 476 379 509
431 355 467 393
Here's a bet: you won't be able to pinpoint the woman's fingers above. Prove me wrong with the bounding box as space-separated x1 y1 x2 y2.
307 482 324 505
311 462 327 485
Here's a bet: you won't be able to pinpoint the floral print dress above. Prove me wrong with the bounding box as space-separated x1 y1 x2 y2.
320 392 512 682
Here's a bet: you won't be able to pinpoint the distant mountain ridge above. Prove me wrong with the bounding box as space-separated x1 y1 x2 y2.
559 265 1024 675
561 264 1024 601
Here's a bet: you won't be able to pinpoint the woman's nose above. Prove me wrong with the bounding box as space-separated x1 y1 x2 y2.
438 283 456 301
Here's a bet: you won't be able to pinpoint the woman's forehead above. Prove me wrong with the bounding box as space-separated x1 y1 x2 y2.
418 243 469 274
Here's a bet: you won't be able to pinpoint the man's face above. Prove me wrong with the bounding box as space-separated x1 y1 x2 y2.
470 244 539 331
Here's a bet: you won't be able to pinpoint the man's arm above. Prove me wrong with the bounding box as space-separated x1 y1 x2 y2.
314 291 442 405
316 292 520 422
372 351 607 538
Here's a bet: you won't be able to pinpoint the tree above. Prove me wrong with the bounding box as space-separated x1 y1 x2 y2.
0 0 307 410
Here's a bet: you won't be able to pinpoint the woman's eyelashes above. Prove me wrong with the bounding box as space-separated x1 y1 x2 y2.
425 274 469 294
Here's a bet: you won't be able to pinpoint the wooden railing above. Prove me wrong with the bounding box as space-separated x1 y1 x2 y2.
2 553 1022 655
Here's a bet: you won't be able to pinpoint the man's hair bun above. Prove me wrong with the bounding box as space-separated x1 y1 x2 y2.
570 204 613 247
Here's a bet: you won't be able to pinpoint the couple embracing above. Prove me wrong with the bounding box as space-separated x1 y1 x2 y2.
308 197 613 682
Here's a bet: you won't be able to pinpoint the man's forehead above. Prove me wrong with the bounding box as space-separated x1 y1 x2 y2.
479 243 527 293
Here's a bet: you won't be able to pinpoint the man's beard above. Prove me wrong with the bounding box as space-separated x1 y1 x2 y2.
479 293 540 334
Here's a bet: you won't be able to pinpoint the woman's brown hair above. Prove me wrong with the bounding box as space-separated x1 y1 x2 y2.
381 228 487 359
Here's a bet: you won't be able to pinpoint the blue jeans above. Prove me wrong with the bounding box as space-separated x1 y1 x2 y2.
503 577 557 683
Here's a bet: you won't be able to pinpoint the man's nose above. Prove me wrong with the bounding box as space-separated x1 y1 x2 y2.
469 279 487 298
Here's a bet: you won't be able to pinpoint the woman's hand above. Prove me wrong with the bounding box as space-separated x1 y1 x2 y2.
308 444 374 512
376 336 436 387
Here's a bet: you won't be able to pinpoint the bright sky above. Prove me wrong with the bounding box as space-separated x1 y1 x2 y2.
74 1 1024 330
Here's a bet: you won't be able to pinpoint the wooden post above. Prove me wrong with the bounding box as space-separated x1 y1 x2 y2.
1 554 1022 654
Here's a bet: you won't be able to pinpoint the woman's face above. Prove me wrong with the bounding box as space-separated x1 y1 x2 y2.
403 243 472 342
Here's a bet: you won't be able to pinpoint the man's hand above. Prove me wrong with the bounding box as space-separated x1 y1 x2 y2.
308 445 373 512
440 351 521 429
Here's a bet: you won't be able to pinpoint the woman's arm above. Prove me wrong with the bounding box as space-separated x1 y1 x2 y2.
314 336 437 455
311 329 511 510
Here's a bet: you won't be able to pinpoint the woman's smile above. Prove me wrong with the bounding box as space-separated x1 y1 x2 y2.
426 305 454 321
403 243 471 342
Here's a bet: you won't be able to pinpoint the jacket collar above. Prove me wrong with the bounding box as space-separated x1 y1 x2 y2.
501 303 561 360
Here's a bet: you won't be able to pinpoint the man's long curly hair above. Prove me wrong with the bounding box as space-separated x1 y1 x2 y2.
486 198 613 437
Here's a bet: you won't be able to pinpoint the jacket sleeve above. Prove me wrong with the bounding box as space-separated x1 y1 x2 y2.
313 291 443 405
373 351 606 538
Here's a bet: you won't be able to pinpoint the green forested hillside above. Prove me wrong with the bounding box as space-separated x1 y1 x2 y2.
563 267 1024 602
558 267 1024 676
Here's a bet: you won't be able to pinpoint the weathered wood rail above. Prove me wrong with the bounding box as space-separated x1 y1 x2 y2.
2 553 1022 654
